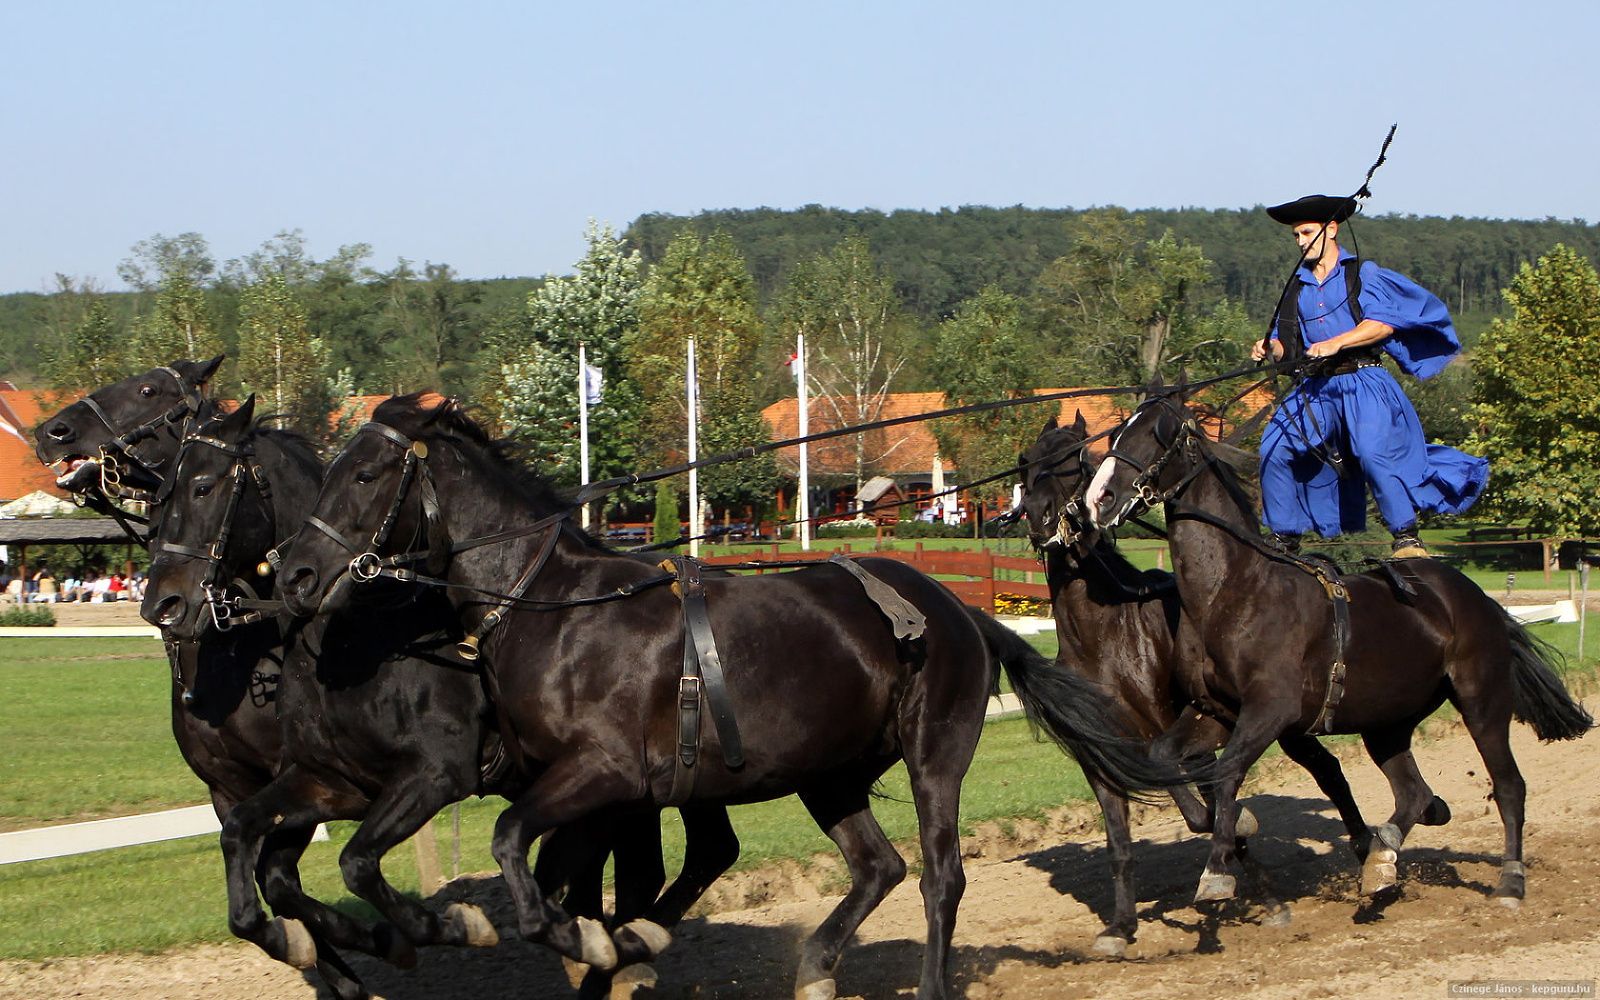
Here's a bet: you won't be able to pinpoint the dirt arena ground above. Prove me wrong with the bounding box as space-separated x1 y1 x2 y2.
5 696 1597 1000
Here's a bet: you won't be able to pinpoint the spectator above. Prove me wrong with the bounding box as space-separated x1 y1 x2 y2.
34 567 57 603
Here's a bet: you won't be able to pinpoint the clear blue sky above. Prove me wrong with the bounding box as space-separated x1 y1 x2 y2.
4 1 1595 295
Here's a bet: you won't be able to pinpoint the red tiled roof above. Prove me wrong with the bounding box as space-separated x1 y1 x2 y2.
760 387 1272 480
0 389 79 502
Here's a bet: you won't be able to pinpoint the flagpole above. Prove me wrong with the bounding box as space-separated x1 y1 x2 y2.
796 331 811 552
687 338 701 558
577 343 592 531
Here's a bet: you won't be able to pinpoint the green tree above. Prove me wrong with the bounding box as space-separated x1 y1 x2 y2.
495 222 645 506
130 270 221 366
118 233 216 292
234 275 329 435
1033 209 1226 386
776 234 910 494
628 230 775 509
930 286 1038 484
43 297 125 390
1468 244 1600 534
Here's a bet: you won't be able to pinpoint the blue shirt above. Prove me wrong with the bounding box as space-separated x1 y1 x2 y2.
1272 248 1461 380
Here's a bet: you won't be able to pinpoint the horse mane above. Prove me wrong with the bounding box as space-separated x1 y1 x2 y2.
1192 430 1263 533
372 394 582 526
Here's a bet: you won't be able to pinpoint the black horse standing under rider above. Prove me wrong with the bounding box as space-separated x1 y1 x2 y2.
1084 390 1591 909
1019 411 1452 948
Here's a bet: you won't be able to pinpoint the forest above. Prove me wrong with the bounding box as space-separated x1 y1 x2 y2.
3 204 1597 530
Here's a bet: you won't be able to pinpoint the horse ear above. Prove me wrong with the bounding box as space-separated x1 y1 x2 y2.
1071 409 1088 437
217 395 255 433
173 355 225 388
1043 414 1059 432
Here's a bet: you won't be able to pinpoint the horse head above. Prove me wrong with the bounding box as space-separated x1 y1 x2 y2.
279 393 461 619
35 356 224 499
1019 410 1100 553
141 397 291 641
1085 391 1207 531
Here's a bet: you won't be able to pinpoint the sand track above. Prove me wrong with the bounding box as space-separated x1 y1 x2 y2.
5 703 1598 1000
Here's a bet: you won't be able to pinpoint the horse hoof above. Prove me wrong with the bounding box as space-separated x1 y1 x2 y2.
1092 933 1129 957
611 963 660 999
578 916 619 971
1420 795 1452 826
1194 873 1236 903
796 978 837 1000
1361 848 1399 896
445 902 500 948
562 956 589 990
1235 806 1259 840
1495 895 1523 911
1261 905 1293 929
277 918 317 969
617 918 672 959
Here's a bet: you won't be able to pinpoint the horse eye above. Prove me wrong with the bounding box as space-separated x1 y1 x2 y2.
355 470 377 485
139 384 157 397
193 482 214 498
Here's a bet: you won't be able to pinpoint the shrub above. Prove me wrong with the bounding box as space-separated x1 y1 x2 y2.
893 520 970 539
0 606 57 627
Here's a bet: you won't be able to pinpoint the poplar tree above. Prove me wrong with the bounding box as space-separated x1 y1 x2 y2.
776 234 909 496
235 275 329 435
629 231 776 510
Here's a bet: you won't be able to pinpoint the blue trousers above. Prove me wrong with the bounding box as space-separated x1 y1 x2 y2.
1259 368 1488 537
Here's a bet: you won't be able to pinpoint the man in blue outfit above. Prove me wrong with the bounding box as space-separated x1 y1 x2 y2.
1249 194 1489 558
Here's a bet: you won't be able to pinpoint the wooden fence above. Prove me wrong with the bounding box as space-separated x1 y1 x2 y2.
701 542 1049 611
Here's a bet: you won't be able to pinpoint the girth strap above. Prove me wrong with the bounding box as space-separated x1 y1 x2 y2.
827 553 927 640
666 556 745 806
1308 571 1352 736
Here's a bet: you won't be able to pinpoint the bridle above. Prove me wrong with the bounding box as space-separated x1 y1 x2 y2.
77 367 208 503
290 419 684 660
150 430 280 634
1097 396 1213 526
294 421 456 587
1024 439 1097 550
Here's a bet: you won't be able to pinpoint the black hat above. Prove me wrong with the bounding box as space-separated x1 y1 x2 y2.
1265 194 1357 225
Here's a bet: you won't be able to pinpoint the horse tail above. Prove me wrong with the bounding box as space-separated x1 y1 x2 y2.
1504 612 1594 742
964 606 1194 798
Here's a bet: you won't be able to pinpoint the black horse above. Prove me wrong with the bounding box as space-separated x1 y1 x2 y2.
277 395 1189 1000
34 362 372 1000
1021 413 1450 945
1082 390 1593 907
141 398 508 969
142 398 742 998
36 366 727 1000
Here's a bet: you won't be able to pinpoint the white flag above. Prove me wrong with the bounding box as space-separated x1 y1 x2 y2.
583 364 603 405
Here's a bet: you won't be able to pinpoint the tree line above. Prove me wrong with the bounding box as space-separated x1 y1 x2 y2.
3 205 1597 531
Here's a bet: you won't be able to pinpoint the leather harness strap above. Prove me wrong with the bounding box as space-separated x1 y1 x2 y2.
1307 570 1352 736
666 556 745 806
